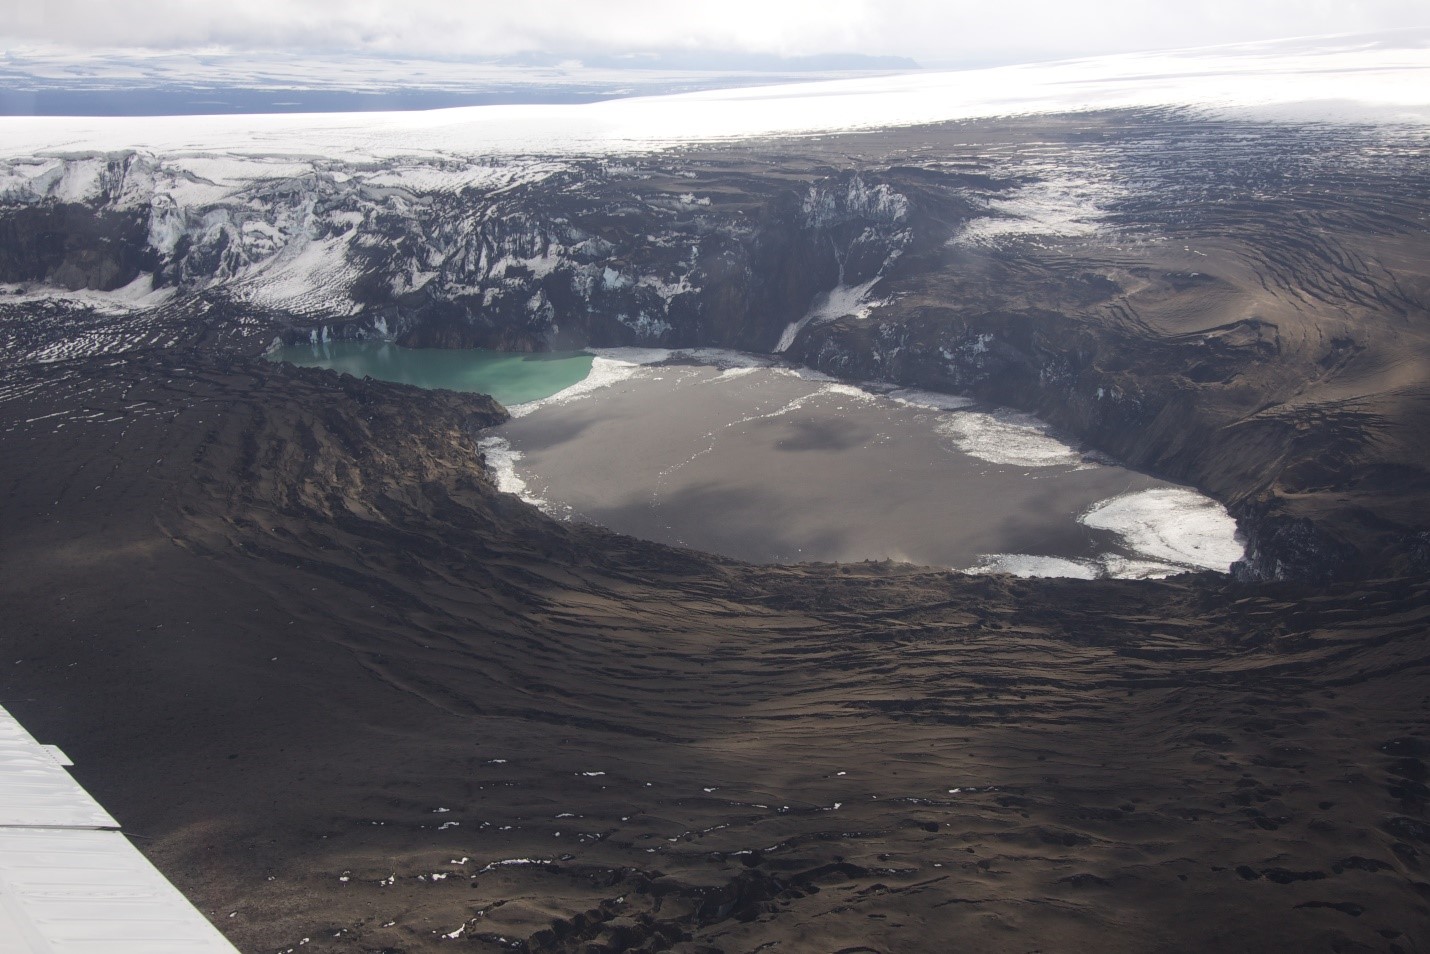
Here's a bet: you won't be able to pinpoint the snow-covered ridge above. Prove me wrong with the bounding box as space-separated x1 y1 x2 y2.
0 153 564 211
2 33 1422 342
0 152 593 321
0 140 924 349
1 32 1426 161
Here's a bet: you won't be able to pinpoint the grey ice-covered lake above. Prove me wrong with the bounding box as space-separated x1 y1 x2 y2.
480 348 1244 578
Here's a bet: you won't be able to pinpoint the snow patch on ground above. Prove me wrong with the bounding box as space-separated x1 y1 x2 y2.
171 155 314 186
0 273 175 314
0 156 112 204
359 161 563 194
954 176 1110 247
234 232 361 316
775 278 882 353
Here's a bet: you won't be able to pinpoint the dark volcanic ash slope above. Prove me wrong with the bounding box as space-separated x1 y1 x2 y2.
3 112 1429 578
1 351 1428 954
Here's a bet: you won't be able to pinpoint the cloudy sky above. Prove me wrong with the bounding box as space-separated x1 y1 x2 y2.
7 0 1429 65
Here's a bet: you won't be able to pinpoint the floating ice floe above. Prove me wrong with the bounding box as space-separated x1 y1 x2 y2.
506 347 669 417
885 388 976 412
1080 487 1244 571
476 436 547 511
970 488 1242 579
968 554 1102 580
507 347 779 417
936 408 1086 469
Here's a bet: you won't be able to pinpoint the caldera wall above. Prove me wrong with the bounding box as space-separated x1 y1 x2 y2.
3 114 1427 579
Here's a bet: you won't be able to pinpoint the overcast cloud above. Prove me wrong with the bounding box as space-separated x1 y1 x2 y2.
7 0 1429 64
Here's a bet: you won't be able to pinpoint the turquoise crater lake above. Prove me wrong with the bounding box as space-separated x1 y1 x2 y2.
268 340 595 406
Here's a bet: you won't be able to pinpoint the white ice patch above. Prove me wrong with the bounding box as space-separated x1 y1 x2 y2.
968 488 1242 579
677 348 773 370
480 858 550 871
236 232 361 317
820 383 877 402
493 251 563 281
1099 555 1191 580
0 156 110 204
769 365 839 385
937 409 1085 468
635 273 695 300
507 347 771 418
169 156 314 187
886 388 975 412
0 272 175 315
954 177 1109 247
359 162 561 194
477 435 548 511
967 554 1101 579
774 278 882 354
506 347 671 418
967 551 1203 580
1080 487 1244 571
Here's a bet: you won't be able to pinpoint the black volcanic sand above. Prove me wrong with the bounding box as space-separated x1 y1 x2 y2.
2 352 1428 954
497 363 1181 569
